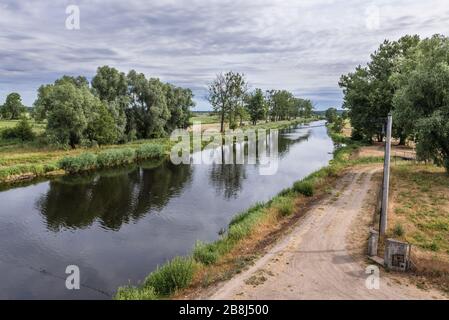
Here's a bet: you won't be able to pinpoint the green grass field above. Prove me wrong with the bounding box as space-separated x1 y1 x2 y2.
0 117 309 183
0 119 46 134
188 113 220 125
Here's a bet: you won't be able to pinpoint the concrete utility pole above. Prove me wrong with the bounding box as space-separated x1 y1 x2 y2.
380 113 393 236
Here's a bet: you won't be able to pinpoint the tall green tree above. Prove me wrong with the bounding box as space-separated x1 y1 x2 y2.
1 92 26 119
91 66 129 142
393 35 449 172
340 35 420 142
325 107 338 123
163 84 195 132
126 70 170 139
245 88 266 125
207 71 247 132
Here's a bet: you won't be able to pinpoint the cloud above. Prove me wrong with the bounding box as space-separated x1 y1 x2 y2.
0 0 448 109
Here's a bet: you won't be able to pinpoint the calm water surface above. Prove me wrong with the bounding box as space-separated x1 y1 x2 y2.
0 121 334 299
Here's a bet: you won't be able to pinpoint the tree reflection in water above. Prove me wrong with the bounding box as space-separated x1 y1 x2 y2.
36 160 193 231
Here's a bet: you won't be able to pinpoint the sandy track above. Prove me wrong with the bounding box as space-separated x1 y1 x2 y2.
210 166 445 300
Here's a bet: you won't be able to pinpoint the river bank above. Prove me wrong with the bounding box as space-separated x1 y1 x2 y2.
115 126 380 299
0 118 329 299
0 118 314 185
116 120 449 300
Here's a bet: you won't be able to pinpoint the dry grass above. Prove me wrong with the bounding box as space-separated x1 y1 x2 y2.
388 162 449 292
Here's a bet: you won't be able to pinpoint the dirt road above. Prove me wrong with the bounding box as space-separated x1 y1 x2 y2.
209 165 445 300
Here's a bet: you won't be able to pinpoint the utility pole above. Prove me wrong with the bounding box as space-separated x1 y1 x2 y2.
380 113 393 236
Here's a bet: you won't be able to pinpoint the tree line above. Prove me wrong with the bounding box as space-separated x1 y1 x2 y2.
1 68 314 148
208 71 314 132
31 67 195 148
339 34 449 172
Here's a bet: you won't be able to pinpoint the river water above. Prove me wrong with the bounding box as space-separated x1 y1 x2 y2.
0 120 334 299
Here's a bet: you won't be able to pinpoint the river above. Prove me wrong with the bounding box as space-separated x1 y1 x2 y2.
0 120 334 299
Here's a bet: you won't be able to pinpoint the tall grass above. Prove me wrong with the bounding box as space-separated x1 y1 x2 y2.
57 144 166 174
58 153 97 173
143 257 196 296
115 286 157 300
136 144 165 160
0 162 58 180
97 148 135 168
293 180 314 196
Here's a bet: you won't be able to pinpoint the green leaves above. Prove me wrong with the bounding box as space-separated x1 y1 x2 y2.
393 35 449 172
0 92 26 120
32 66 195 148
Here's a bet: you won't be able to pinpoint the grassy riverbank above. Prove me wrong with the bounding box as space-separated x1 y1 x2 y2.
112 121 449 299
0 118 313 184
115 125 374 300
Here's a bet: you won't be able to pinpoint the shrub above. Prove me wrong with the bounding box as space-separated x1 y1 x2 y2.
58 153 97 173
1 118 35 141
144 257 195 296
273 196 294 216
136 144 165 160
97 148 135 168
115 286 157 300
193 241 220 265
293 180 314 197
393 223 405 237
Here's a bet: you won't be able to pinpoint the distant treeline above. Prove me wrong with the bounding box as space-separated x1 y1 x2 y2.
207 71 314 131
340 34 449 172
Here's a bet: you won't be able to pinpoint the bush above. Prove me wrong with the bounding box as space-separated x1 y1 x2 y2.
144 257 196 296
1 118 35 141
393 223 405 237
193 241 220 265
97 148 135 168
115 286 157 300
58 153 97 173
273 196 294 216
293 180 314 196
136 144 165 160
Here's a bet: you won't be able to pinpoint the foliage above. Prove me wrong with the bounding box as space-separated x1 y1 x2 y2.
265 90 313 121
245 88 266 125
325 107 338 123
392 35 449 172
208 71 248 132
96 148 135 168
0 163 56 180
1 117 35 141
193 241 220 265
115 286 157 300
33 67 195 147
393 223 405 237
58 153 97 173
0 93 26 120
144 257 196 296
293 180 314 196
339 35 420 143
273 196 294 216
136 144 165 160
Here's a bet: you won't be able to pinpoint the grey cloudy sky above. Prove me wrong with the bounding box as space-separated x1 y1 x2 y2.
1 0 448 110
